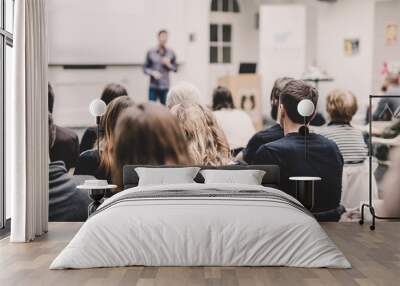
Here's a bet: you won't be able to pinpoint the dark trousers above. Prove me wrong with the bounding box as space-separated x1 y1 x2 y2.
149 88 168 105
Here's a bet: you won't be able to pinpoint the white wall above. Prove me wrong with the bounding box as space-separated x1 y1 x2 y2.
259 5 307 116
49 66 146 126
48 0 188 64
372 0 400 92
178 0 209 104
315 0 376 122
49 0 209 127
49 0 393 127
259 0 398 122
255 0 320 118
259 0 318 66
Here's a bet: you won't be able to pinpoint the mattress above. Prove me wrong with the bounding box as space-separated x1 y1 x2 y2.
50 183 350 269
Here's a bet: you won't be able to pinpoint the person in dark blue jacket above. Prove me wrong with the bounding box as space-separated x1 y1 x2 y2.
254 80 344 221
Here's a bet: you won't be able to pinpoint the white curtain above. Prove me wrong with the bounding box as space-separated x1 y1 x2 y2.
9 0 48 242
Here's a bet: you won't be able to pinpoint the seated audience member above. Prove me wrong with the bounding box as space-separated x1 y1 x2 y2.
372 72 400 121
80 83 128 153
212 86 256 155
239 77 292 164
171 101 232 166
48 83 80 170
381 119 400 139
254 80 344 221
166 81 201 109
318 89 368 164
310 112 326 127
75 96 134 182
112 102 192 187
48 113 91 222
375 147 400 217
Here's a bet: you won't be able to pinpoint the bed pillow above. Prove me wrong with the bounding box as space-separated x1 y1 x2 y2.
200 169 266 185
135 167 201 186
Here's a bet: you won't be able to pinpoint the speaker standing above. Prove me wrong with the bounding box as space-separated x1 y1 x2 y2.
143 30 177 105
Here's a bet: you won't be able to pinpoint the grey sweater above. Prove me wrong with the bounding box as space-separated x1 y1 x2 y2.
49 161 92 222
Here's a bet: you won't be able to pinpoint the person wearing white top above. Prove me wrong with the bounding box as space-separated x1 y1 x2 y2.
212 86 256 154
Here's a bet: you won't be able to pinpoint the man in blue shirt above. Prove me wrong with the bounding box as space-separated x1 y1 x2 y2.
254 80 344 220
144 30 178 105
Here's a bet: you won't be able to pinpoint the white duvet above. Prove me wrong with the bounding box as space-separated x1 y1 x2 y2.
50 183 350 269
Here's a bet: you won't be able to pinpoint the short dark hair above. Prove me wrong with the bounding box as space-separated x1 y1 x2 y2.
212 86 235 110
48 82 55 113
100 83 128 105
280 80 318 124
270 77 294 120
158 30 168 36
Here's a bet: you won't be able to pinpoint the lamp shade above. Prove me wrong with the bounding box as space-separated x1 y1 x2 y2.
89 99 107 117
297 99 315 117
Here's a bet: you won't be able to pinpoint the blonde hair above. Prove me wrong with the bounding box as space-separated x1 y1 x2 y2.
166 82 201 109
171 102 231 166
326 89 358 123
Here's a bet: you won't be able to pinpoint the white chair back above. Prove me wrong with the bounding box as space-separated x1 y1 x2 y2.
341 159 378 209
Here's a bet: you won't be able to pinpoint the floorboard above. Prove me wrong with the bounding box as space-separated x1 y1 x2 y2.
0 222 399 286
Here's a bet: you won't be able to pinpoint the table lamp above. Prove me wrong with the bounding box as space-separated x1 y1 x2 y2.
89 99 107 155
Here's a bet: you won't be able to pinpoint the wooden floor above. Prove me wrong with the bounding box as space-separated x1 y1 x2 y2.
0 222 399 286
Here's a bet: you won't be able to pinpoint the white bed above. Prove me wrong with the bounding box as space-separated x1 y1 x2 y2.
50 183 350 269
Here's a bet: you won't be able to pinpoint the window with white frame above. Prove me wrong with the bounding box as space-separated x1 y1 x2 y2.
211 0 240 13
209 23 232 64
0 0 14 230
